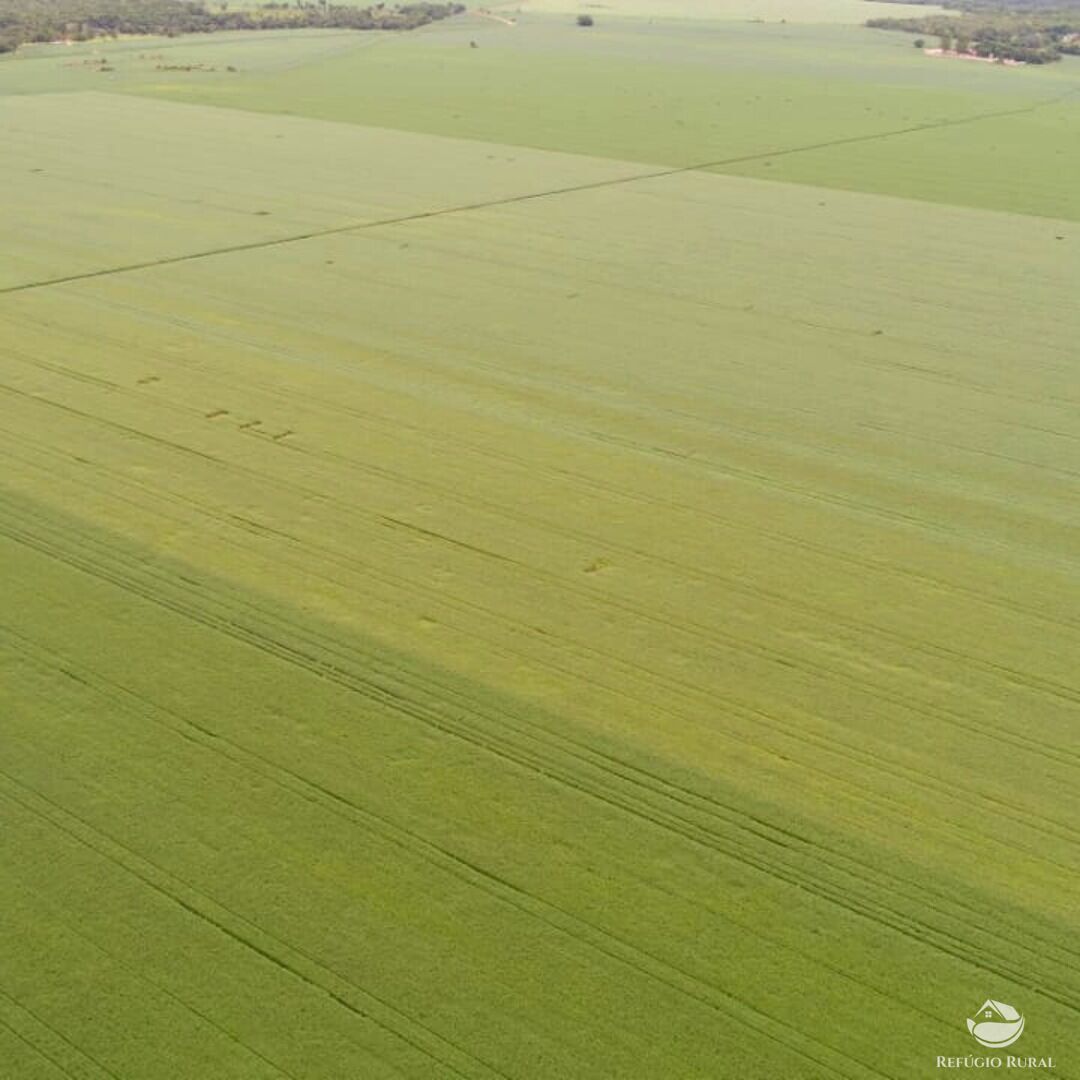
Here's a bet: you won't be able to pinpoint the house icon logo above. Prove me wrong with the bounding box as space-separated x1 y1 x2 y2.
967 1000 1025 1049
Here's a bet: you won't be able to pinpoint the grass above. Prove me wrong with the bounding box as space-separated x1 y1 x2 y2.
2 5 1079 1078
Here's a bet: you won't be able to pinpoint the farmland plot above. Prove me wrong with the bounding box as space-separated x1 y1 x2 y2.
1 87 1078 1078
0 93 645 289
484 0 946 22
95 13 1080 221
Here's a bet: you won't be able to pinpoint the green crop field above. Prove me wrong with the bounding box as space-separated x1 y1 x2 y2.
1 2 1078 1078
487 0 944 21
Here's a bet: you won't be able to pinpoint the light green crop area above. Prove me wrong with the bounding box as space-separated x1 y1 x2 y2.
1 7 1079 1080
0 28 374 94
491 0 943 20
0 93 647 286
724 110 1080 222
14 12 1068 219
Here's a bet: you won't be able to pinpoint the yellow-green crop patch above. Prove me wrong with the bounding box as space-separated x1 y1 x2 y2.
1 90 1078 1077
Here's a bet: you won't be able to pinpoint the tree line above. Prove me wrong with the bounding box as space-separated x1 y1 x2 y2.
0 0 464 54
867 0 1080 62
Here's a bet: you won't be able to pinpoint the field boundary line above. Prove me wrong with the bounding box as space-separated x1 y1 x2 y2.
0 89 1076 298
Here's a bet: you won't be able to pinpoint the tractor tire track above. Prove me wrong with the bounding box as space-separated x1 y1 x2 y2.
0 765 885 1080
2 426 1078 946
2 497 1078 1014
1 380 1076 793
0 991 121 1080
0 780 502 1080
1 391 1077 861
1 620 1017 1061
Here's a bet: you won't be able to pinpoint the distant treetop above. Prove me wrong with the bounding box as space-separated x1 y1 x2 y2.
0 0 465 54
867 0 1080 63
